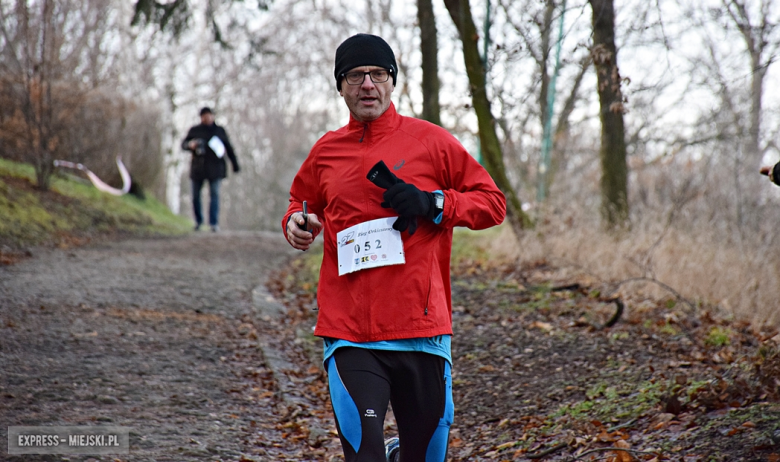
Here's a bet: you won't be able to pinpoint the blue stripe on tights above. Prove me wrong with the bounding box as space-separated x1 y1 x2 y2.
425 361 454 462
327 356 362 454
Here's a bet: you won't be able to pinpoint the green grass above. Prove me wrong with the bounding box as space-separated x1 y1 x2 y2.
451 225 506 267
552 378 664 424
0 157 37 179
295 244 324 293
705 326 732 347
0 157 192 248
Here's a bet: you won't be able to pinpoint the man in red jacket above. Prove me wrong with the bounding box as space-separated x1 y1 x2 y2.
283 33 506 462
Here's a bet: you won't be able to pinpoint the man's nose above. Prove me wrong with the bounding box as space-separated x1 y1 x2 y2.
361 74 376 89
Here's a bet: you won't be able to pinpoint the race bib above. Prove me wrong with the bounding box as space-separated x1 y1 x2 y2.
337 217 405 276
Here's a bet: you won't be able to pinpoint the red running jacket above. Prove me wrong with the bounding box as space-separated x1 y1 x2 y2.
283 104 506 342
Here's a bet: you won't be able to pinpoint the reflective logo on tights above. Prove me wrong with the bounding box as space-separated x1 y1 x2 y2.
364 409 377 418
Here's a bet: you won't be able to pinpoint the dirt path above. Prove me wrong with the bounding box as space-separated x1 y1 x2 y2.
0 232 314 462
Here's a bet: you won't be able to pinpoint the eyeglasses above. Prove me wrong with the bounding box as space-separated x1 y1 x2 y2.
342 69 392 86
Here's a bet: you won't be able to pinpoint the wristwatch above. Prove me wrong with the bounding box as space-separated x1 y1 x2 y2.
434 192 444 211
432 191 444 224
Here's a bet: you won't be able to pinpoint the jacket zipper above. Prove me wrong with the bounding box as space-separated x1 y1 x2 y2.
424 272 432 316
359 124 367 143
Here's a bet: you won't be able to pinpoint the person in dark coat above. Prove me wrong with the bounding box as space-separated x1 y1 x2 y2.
181 107 239 231
760 162 780 186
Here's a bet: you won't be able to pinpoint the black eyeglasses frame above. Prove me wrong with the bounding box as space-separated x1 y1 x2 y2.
341 69 393 86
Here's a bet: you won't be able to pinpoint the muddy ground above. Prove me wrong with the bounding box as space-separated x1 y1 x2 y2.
1 232 779 462
0 232 330 462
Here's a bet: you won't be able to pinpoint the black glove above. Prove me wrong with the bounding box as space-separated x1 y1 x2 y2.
381 183 435 219
366 160 421 235
393 215 418 234
233 164 240 173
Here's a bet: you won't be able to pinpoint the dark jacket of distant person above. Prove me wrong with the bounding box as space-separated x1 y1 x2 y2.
181 123 239 181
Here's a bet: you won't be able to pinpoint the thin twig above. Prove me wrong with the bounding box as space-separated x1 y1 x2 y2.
613 276 696 311
602 298 624 328
527 442 568 459
563 447 661 462
551 283 581 292
606 417 638 433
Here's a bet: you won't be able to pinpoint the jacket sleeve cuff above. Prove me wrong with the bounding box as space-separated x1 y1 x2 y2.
432 190 444 224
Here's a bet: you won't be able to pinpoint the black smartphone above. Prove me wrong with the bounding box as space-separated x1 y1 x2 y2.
366 160 398 189
298 201 309 231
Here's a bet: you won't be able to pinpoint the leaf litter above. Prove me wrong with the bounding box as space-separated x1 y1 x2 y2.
266 255 780 461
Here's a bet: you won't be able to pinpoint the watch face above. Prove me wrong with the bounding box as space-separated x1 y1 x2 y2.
435 195 444 208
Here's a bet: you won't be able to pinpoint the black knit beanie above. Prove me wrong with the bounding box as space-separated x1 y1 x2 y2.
334 34 398 91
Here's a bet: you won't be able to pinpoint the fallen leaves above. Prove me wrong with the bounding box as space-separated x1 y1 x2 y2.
529 320 554 332
613 439 633 462
265 258 780 461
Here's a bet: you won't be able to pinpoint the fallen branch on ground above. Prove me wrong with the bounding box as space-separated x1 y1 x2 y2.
526 442 568 459
613 276 695 311
563 446 661 461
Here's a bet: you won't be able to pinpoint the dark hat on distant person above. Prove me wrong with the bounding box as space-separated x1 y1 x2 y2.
334 34 397 91
200 107 213 116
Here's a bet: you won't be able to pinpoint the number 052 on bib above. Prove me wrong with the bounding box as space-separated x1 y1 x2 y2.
336 217 405 276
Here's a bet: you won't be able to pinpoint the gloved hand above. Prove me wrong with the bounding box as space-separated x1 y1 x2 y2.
366 160 425 235
381 183 434 219
233 164 240 173
393 215 418 234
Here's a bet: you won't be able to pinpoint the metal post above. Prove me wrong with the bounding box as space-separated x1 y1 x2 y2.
537 0 567 203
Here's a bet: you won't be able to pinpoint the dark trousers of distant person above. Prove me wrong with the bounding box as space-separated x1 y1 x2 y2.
191 177 221 229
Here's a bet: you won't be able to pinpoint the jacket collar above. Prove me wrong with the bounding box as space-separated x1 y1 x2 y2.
346 102 399 142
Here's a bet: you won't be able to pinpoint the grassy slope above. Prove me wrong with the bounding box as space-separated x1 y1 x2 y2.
0 158 191 251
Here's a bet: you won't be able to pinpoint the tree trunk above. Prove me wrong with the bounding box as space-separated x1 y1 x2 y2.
36 0 55 191
589 0 628 229
417 0 441 126
748 51 764 163
443 0 532 233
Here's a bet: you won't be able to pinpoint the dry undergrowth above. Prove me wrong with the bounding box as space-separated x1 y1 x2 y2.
485 208 780 330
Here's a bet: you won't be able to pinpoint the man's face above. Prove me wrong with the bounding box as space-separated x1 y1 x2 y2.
339 65 394 123
200 112 215 125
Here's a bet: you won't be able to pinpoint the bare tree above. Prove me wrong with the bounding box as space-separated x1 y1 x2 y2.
589 0 628 228
671 0 780 234
721 0 779 164
497 0 591 201
0 0 126 190
417 0 441 125
443 0 532 234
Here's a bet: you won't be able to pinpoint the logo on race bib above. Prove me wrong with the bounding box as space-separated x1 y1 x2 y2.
370 255 378 261
340 231 355 247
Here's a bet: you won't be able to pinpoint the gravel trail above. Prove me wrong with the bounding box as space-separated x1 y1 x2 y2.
0 231 309 462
